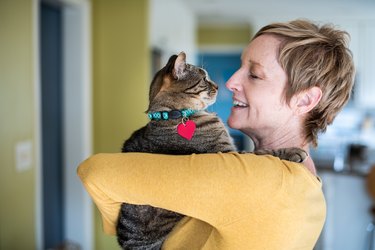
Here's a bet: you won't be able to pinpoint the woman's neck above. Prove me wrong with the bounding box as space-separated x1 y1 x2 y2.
247 132 317 176
303 155 317 176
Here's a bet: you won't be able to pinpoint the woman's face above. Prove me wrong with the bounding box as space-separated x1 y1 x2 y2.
226 34 295 137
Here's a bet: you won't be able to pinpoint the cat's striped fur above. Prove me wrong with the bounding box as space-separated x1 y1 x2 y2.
116 52 235 249
116 52 307 249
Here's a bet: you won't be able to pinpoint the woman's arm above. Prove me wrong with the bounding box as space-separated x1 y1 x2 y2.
77 152 287 234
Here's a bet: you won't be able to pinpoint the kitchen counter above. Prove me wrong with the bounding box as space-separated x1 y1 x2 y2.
316 165 369 178
315 170 373 250
313 154 374 178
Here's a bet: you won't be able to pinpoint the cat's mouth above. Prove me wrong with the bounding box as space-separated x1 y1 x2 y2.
204 96 217 107
233 100 248 108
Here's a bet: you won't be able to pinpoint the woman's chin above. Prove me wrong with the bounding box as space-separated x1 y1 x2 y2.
227 116 241 130
228 105 251 128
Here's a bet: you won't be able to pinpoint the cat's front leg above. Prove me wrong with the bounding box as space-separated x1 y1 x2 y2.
254 147 308 163
117 203 183 250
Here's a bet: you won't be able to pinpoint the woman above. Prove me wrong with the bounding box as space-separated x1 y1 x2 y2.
78 19 355 249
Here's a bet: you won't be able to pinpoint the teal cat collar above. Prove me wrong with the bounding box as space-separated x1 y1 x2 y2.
148 109 198 120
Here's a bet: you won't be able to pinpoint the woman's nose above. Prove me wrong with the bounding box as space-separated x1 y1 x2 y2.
225 69 242 92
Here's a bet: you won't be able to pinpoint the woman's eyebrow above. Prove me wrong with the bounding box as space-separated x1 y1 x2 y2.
249 59 263 67
241 56 267 77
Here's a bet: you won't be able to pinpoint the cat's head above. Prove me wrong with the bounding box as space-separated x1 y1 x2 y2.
147 52 218 112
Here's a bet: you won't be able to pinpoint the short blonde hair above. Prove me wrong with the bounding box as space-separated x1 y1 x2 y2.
253 19 355 146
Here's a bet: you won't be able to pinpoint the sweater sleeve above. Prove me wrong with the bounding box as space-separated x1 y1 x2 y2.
77 152 294 235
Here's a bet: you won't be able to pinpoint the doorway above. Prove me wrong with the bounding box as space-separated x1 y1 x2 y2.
37 0 93 249
197 52 249 151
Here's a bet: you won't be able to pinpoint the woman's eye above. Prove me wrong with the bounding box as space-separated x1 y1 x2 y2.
249 73 259 79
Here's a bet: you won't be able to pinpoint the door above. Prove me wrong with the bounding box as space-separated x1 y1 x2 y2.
40 3 64 248
197 53 248 151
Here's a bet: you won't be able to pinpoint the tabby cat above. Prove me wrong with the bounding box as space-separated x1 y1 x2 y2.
116 52 307 249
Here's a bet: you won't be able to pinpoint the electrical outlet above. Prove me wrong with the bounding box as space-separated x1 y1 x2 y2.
15 140 33 172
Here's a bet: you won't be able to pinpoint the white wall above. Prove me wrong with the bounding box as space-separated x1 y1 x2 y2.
149 0 197 65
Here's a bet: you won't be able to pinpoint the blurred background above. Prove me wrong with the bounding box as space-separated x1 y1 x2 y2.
1 0 375 249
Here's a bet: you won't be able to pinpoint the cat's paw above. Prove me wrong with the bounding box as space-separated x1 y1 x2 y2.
254 147 308 163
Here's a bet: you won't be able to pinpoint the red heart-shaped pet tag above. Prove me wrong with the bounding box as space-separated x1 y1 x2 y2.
177 120 196 140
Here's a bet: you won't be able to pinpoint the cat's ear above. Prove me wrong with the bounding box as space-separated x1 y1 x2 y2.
165 54 178 74
172 52 187 80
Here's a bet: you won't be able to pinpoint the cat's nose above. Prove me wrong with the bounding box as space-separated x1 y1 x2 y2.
212 82 218 90
208 82 218 96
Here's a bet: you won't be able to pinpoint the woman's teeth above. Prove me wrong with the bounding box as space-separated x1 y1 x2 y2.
233 100 248 107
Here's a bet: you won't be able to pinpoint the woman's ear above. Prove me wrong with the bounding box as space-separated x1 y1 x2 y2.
294 86 322 115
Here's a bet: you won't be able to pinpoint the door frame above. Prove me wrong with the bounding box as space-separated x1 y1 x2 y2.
34 0 93 249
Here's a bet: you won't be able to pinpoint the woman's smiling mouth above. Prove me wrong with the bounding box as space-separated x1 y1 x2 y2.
233 100 248 108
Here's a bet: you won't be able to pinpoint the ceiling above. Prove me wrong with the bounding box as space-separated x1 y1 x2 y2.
182 0 375 25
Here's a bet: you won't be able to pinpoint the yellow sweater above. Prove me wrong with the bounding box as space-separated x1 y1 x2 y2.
77 152 326 250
